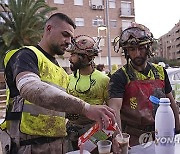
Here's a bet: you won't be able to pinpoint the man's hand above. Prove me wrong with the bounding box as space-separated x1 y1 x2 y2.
84 105 116 130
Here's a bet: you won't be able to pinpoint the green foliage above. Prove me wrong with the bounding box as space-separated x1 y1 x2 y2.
149 57 167 64
149 57 180 67
0 0 56 68
168 59 180 67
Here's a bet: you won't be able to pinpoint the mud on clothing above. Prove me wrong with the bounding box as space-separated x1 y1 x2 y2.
108 62 172 146
66 69 110 151
67 69 110 125
5 45 59 98
109 63 171 99
4 45 70 154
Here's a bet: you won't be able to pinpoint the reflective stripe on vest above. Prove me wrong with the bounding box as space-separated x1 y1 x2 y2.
23 104 65 117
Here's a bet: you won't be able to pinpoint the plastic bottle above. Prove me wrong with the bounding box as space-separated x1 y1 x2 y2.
155 98 175 154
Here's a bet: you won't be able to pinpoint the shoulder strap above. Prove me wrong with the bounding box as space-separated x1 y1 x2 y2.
148 62 160 79
124 64 136 81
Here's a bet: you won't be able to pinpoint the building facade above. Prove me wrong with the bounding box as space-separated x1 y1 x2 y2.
158 20 180 60
46 0 135 71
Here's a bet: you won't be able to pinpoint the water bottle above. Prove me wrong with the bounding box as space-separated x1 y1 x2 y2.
155 98 175 154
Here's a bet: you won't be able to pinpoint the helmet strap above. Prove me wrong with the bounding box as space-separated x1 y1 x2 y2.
123 48 129 59
145 44 153 57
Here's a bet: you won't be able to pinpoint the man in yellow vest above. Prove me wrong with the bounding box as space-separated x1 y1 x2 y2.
66 35 110 151
108 23 180 153
2 13 115 154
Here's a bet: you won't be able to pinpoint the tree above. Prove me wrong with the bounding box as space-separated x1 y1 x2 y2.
0 0 56 68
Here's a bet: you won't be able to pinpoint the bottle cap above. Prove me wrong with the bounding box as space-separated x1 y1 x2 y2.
149 95 160 104
159 98 170 103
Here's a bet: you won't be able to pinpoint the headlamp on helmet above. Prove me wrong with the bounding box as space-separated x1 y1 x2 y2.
67 35 101 57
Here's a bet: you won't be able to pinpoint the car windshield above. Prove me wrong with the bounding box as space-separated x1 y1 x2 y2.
166 68 180 81
166 67 180 103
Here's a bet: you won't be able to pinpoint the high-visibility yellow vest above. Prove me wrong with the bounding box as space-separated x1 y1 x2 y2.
4 46 69 137
122 63 165 82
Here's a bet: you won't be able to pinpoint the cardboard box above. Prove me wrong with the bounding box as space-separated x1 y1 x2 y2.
78 122 116 152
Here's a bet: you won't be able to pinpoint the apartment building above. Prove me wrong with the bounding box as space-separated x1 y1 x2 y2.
0 0 135 71
158 20 180 60
46 0 135 71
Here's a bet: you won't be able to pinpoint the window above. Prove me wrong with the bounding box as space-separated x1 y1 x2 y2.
0 17 5 23
99 38 105 46
74 0 83 6
110 20 117 28
174 72 180 81
54 0 64 4
122 20 132 31
92 19 104 26
109 0 116 8
0 12 10 23
121 1 132 16
1 0 8 4
75 18 84 27
93 37 105 47
91 0 103 5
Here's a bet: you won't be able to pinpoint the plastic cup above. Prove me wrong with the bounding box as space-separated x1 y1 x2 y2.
97 140 112 154
116 133 130 154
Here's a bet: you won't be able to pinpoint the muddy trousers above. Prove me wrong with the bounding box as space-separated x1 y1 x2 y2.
11 135 69 154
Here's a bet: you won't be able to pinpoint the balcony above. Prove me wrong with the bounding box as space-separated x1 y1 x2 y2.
176 37 180 41
176 43 180 48
119 8 135 18
91 4 104 10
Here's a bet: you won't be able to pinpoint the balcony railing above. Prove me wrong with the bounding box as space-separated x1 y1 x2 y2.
91 4 104 10
119 8 135 17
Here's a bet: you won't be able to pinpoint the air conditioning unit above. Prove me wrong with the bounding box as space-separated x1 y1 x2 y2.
97 5 104 10
91 5 97 10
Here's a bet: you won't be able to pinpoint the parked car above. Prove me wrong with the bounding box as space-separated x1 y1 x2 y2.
166 67 180 103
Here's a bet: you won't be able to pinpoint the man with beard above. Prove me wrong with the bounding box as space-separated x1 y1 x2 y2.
66 35 110 151
2 13 116 154
108 23 180 152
